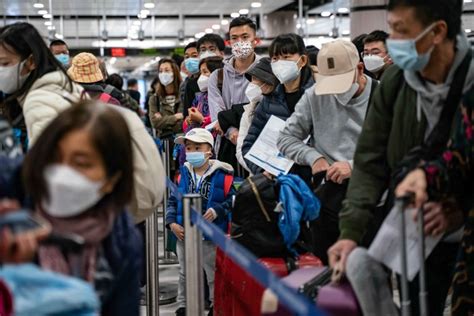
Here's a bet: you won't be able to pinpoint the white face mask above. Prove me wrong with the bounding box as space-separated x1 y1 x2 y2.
0 59 30 94
271 57 301 84
197 75 209 92
245 82 263 103
363 55 385 73
159 72 174 86
232 41 254 59
42 164 104 218
335 82 360 105
199 51 218 60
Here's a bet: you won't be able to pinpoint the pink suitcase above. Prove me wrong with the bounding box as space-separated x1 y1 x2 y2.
261 267 361 316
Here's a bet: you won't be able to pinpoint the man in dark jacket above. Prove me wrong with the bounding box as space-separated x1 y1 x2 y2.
329 1 473 315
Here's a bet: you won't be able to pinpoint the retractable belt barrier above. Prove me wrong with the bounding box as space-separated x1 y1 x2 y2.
167 178 324 316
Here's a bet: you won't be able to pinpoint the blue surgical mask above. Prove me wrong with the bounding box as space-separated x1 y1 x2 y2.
55 53 70 67
186 151 207 168
185 58 200 74
386 23 436 71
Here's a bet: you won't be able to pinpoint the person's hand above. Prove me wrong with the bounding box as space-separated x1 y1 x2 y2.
312 158 330 175
383 54 393 66
263 171 275 179
174 113 184 120
203 209 217 222
214 121 224 136
153 112 162 119
328 239 357 273
229 129 239 145
395 168 428 209
414 202 462 237
0 199 50 264
326 161 352 184
170 223 184 241
189 108 204 124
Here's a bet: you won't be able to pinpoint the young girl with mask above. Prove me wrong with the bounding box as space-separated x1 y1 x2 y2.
148 58 183 138
166 128 234 316
184 56 224 132
178 57 224 166
22 100 142 316
236 57 278 174
241 33 315 176
0 23 83 145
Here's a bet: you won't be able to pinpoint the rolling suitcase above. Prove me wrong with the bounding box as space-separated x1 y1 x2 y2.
214 248 323 316
261 267 361 316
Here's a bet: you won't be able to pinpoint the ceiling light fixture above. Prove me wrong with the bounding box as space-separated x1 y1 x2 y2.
44 21 52 26
230 12 240 18
144 2 155 9
140 9 150 15
337 8 349 13
251 2 262 8
33 2 44 9
239 9 249 15
212 24 220 30
43 13 52 19
133 20 142 26
38 9 48 15
465 28 472 33
321 11 331 17
307 18 315 24
221 19 229 25
342 30 350 35
205 28 213 33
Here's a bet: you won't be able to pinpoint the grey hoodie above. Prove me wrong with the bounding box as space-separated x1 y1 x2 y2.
278 76 374 168
404 32 474 139
208 54 262 122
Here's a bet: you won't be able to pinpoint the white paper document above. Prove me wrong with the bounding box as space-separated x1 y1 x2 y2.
205 120 218 132
244 115 296 176
368 206 442 281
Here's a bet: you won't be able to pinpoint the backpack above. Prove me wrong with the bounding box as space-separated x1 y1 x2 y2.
230 174 313 258
0 118 23 198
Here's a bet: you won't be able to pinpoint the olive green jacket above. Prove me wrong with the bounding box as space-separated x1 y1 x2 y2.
340 52 474 242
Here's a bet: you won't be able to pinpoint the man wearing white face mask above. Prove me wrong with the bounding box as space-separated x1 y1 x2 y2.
278 39 379 263
207 17 261 171
362 30 393 80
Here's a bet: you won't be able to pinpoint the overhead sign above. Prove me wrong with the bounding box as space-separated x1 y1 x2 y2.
111 47 126 57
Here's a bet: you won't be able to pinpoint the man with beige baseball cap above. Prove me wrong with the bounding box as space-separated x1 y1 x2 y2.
277 38 379 264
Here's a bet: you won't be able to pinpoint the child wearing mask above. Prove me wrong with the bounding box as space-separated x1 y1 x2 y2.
183 56 224 132
166 128 234 316
236 57 278 173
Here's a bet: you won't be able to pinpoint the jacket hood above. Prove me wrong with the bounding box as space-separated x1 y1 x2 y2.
184 159 234 178
18 70 83 106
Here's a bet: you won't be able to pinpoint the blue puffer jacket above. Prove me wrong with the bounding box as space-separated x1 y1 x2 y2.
101 211 142 316
166 160 235 235
242 67 315 174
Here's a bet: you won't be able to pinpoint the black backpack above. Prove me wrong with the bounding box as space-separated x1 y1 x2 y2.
231 173 312 258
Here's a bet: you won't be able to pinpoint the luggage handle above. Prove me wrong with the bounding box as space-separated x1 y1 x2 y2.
397 193 428 316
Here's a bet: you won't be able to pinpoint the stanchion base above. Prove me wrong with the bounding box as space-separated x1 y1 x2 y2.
158 258 179 265
158 283 178 305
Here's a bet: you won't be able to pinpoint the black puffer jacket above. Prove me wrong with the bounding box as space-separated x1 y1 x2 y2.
242 66 315 174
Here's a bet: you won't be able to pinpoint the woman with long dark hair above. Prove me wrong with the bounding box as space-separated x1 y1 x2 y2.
0 22 82 145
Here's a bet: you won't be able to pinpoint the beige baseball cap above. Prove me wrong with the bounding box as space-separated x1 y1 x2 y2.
315 39 360 95
175 128 214 148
